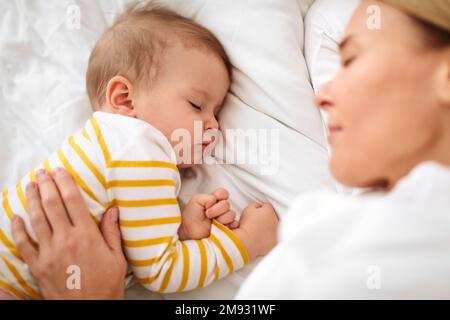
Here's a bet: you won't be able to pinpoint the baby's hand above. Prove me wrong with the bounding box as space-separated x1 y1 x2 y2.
178 188 238 240
205 189 239 230
233 202 279 260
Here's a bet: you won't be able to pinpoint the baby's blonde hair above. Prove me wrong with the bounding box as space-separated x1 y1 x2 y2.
86 1 232 110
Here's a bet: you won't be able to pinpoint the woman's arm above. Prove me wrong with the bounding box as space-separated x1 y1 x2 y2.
10 168 127 299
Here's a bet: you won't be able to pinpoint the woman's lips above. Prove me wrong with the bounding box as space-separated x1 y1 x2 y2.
328 125 343 144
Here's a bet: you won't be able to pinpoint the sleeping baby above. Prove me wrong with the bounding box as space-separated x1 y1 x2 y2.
0 3 278 299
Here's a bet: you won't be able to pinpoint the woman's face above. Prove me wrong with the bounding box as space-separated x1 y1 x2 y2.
316 0 450 189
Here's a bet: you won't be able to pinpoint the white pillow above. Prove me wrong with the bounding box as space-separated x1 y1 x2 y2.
0 0 335 300
305 0 361 93
163 0 336 300
304 0 360 196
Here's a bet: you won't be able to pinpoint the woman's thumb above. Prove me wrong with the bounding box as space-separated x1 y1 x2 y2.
100 207 122 253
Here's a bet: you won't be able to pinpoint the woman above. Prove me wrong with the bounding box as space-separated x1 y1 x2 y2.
11 0 450 299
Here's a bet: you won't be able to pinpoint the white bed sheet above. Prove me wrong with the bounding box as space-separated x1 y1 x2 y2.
0 0 337 300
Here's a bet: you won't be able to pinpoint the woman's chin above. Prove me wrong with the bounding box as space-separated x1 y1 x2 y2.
330 159 367 189
331 161 389 189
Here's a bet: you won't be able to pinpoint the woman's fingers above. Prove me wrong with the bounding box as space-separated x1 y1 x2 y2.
52 167 95 229
100 207 122 254
11 215 38 268
206 200 230 218
25 182 52 245
36 169 71 232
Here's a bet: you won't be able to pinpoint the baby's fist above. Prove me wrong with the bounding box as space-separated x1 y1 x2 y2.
237 202 279 259
206 188 238 229
179 188 237 240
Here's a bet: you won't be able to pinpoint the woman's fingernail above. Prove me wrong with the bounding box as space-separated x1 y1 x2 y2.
36 169 47 180
12 215 19 225
53 167 64 176
26 182 36 192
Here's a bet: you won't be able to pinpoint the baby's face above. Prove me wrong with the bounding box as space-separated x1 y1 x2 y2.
134 43 230 168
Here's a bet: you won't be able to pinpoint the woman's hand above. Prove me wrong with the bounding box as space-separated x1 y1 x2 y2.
11 168 127 299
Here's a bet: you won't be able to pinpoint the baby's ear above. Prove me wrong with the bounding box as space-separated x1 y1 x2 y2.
105 76 136 116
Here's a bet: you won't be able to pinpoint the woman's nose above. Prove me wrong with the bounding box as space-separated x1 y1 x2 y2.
314 81 334 112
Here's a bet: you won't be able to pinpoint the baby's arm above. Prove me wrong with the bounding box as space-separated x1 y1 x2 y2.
96 119 277 292
106 159 249 292
109 163 278 292
180 198 279 261
111 178 250 292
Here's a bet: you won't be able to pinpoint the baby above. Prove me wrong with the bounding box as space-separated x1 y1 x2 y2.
0 3 278 299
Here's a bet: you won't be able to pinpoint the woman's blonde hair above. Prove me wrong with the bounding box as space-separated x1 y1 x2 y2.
86 2 232 110
381 0 450 47
381 0 450 33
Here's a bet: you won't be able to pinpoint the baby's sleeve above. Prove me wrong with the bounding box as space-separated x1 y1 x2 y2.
103 123 249 293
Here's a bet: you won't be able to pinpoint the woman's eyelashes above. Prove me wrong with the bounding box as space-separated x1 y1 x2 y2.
342 55 356 67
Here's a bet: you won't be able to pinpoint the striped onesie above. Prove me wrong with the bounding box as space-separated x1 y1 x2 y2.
0 111 249 299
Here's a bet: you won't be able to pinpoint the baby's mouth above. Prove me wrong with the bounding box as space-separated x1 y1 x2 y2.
193 142 210 150
201 142 210 150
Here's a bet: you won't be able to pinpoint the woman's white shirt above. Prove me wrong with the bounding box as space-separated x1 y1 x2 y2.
236 162 450 299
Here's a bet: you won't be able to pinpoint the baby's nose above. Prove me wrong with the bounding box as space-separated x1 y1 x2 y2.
205 117 219 130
